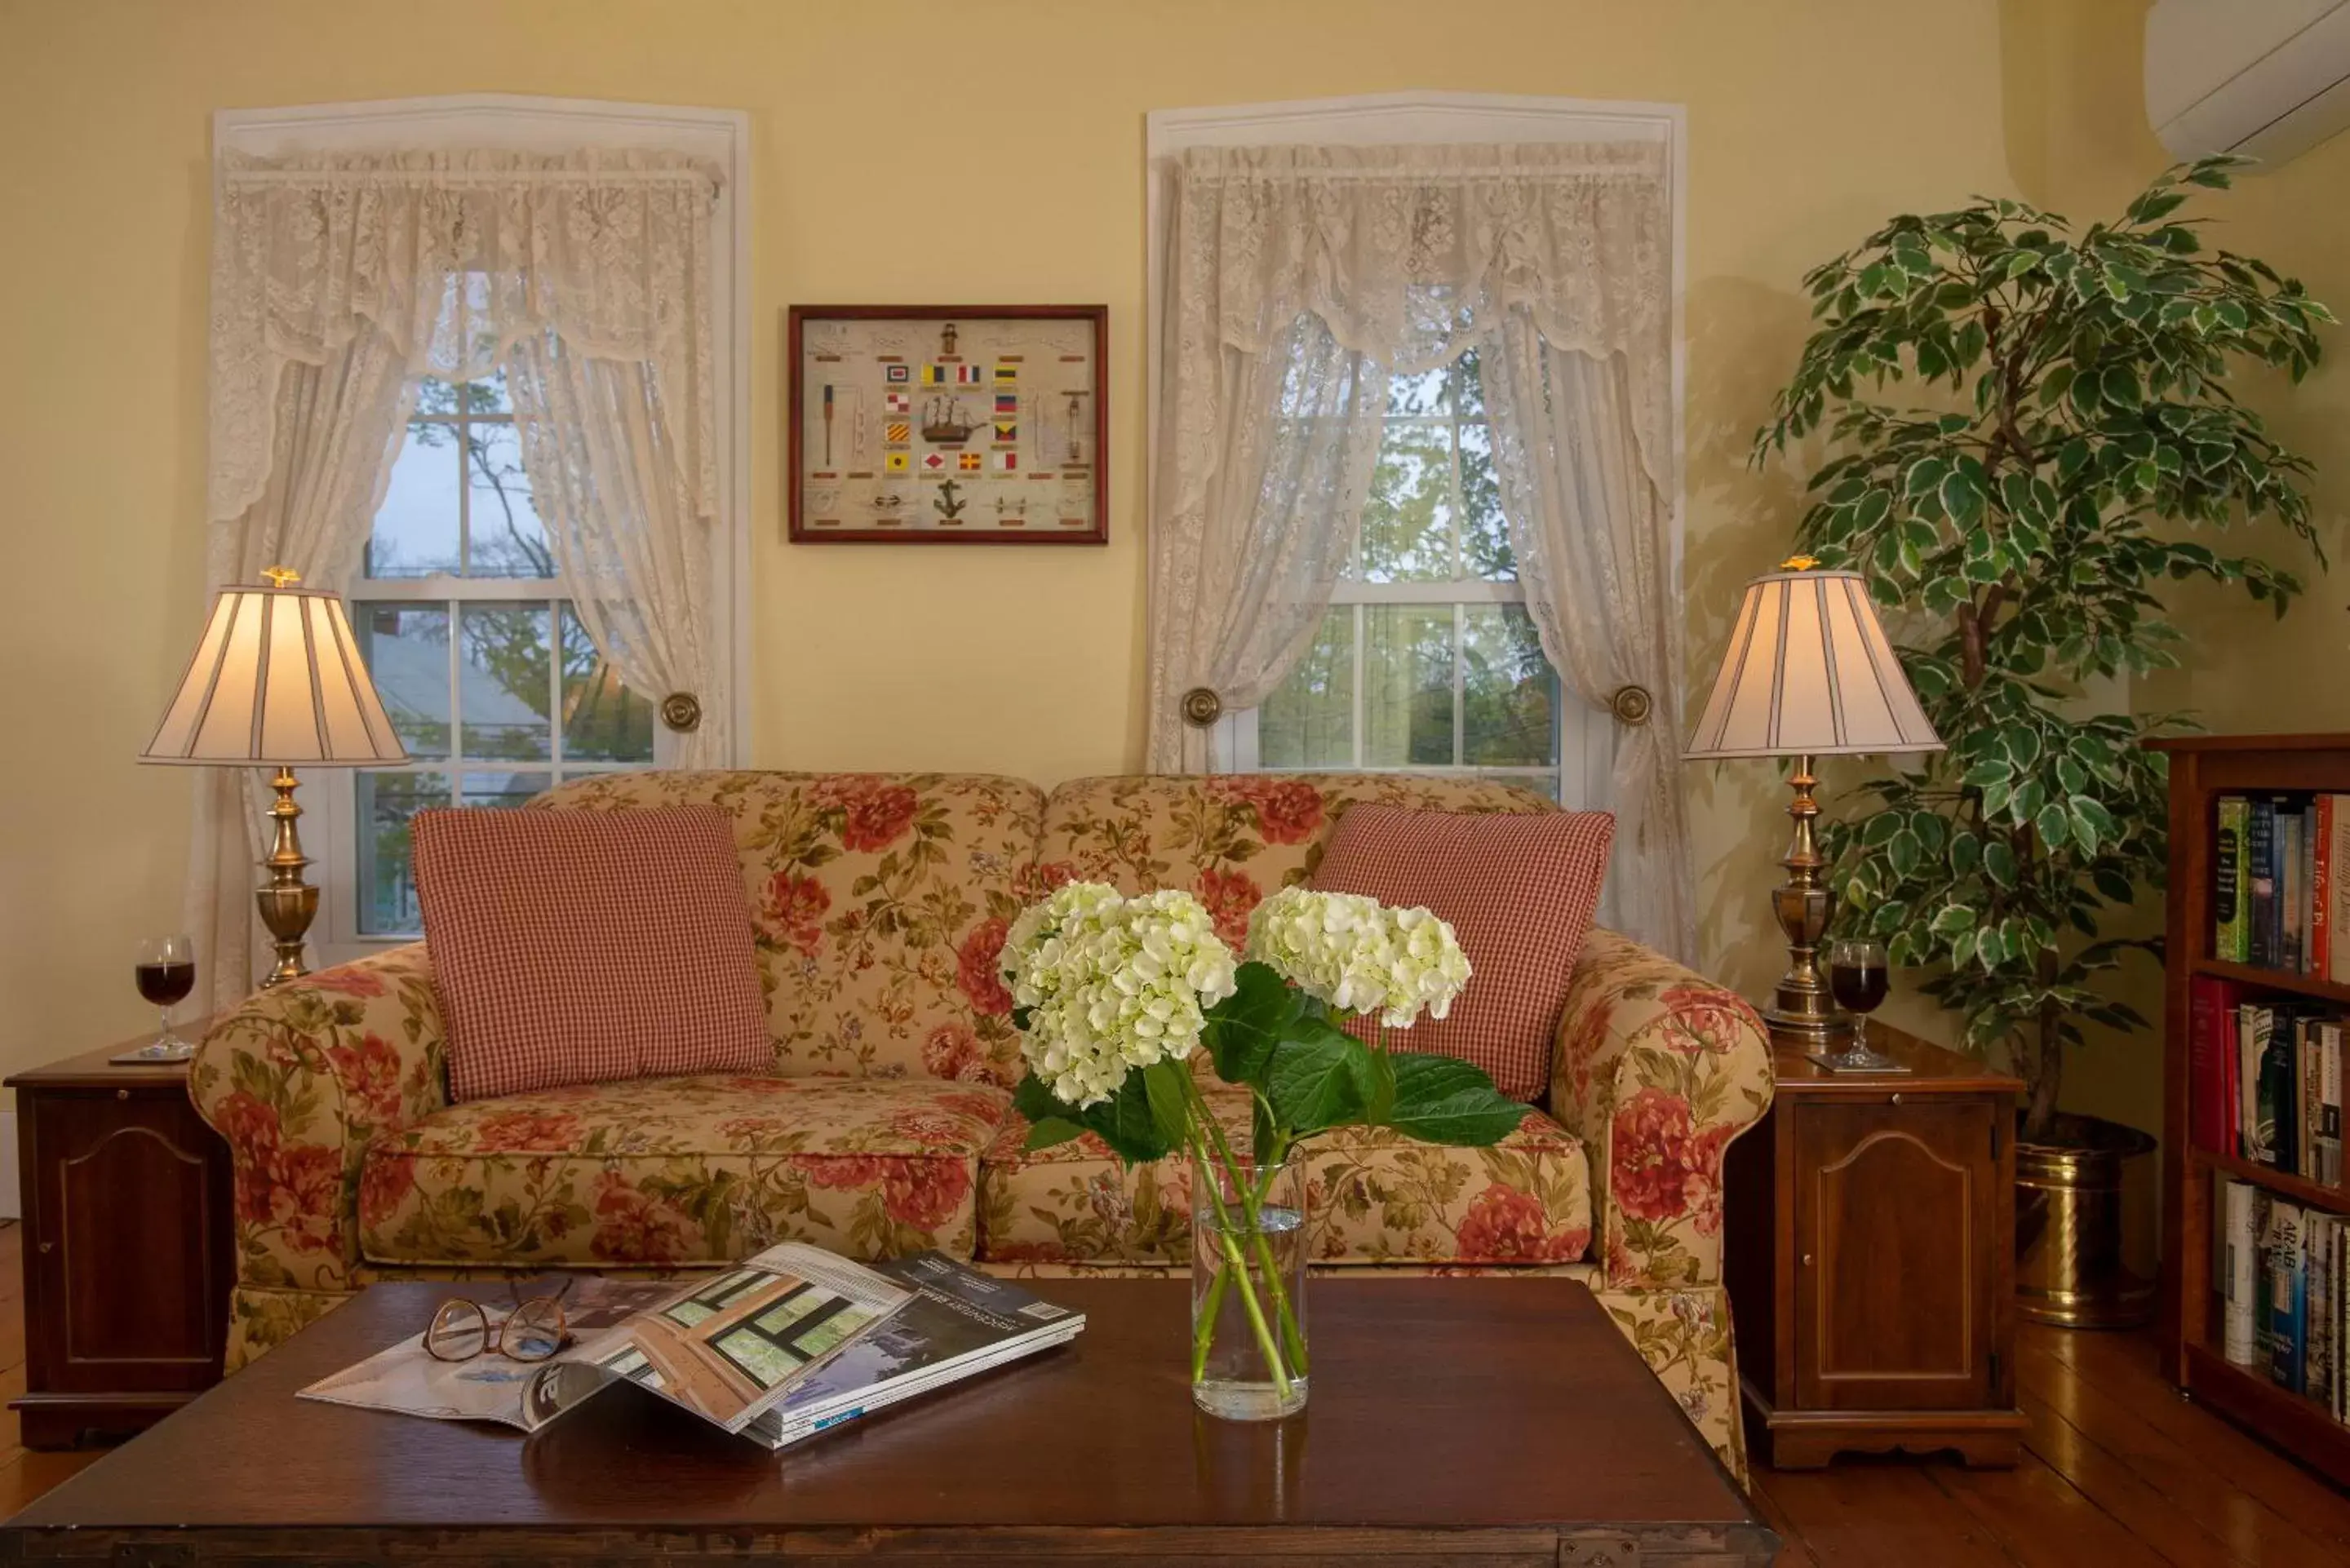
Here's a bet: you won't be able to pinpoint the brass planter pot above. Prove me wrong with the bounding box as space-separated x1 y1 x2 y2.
2014 1112 2157 1329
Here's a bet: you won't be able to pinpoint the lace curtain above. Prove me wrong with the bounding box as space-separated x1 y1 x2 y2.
192 149 725 1010
1147 140 1692 959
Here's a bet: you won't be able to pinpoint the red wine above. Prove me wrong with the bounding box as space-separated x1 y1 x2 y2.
135 960 195 1008
1829 962 1888 1014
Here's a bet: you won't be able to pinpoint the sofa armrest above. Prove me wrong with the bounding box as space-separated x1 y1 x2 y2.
188 942 449 1296
1549 928 1773 1290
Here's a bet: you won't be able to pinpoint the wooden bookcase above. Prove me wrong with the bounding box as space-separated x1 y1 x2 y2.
2153 733 2350 1486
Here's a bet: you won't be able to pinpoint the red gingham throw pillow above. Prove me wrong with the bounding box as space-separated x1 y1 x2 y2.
1309 804 1615 1101
412 805 770 1103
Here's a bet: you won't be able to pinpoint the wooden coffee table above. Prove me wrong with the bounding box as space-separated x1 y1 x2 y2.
0 1278 1775 1565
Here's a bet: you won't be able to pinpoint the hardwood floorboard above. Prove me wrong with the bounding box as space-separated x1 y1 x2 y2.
1754 1462 2023 1566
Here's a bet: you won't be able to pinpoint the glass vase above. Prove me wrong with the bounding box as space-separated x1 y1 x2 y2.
1189 1150 1309 1420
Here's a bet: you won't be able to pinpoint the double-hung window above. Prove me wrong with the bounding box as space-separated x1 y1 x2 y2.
348 371 658 936
1250 351 1587 800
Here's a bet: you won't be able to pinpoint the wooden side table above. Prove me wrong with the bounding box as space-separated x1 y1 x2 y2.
1724 1024 2024 1468
7 1039 233 1448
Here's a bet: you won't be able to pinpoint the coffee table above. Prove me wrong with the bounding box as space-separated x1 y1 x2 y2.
0 1278 1776 1565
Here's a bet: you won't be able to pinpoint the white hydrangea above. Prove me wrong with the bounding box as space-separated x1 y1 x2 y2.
1245 887 1472 1029
1000 883 1239 1110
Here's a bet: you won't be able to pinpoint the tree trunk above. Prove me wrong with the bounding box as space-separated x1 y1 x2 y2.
2023 946 2063 1142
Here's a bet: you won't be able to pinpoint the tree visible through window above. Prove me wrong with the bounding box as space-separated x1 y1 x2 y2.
1256 351 1565 797
350 373 656 934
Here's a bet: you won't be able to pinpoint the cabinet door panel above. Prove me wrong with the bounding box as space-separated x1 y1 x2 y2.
1793 1098 1997 1411
26 1092 231 1392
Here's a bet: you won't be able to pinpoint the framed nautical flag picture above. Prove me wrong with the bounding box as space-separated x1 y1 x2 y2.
787 304 1107 544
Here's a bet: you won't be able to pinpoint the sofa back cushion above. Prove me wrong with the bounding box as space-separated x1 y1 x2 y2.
1035 774 1559 950
412 804 770 1103
534 773 1044 1083
1309 804 1616 1100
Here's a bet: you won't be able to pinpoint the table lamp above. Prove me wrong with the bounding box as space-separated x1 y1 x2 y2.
1685 558 1944 1062
141 567 408 990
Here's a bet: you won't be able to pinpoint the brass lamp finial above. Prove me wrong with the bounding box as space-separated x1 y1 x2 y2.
260 565 302 589
1779 555 1820 572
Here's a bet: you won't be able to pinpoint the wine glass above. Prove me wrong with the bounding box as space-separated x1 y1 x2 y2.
131 935 197 1063
1822 937 1903 1073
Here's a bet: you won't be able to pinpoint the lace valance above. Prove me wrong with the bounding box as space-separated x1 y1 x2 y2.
210 148 721 522
1164 140 1671 487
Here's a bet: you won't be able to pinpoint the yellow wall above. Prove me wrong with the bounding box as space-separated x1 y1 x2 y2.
0 0 2029 1079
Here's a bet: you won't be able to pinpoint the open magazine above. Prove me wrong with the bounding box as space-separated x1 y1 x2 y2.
300 1242 911 1437
743 1251 1085 1450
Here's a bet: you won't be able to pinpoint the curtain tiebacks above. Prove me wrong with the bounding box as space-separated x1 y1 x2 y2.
1609 685 1653 725
1180 687 1224 727
659 693 703 733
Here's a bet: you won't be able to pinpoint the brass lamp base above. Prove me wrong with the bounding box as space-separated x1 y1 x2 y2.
1759 752 1866 1061
255 766 319 988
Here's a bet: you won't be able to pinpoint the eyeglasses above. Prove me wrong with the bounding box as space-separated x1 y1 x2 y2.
423 1278 576 1363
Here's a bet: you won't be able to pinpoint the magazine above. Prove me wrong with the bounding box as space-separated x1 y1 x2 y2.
300 1243 911 1437
743 1251 1084 1450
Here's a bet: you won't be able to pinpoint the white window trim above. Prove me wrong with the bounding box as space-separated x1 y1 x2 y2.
1142 91 1686 813
213 94 752 961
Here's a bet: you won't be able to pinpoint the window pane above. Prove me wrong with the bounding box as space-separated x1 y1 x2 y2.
465 423 552 578
1258 607 1353 768
1458 420 1516 582
1462 604 1557 767
463 370 512 415
461 769 552 811
1359 422 1454 583
1448 351 1486 417
1363 605 1455 767
458 603 552 761
355 770 450 936
352 605 452 760
1384 366 1449 417
366 423 463 579
561 606 655 763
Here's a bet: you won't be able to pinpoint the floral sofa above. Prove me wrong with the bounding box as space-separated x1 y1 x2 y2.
190 772 1772 1477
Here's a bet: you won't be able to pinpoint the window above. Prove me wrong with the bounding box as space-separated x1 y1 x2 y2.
348 372 658 935
1252 352 1573 798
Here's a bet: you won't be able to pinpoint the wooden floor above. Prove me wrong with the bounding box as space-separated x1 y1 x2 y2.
0 1218 2340 1561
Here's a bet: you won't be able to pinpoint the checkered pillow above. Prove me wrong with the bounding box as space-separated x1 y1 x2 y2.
1309 803 1616 1101
412 805 770 1103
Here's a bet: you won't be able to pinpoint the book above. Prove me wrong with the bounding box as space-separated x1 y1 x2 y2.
2286 804 2308 974
2318 795 2337 980
2251 797 2280 968
2313 1216 2335 1404
2241 1003 2266 1163
743 1251 1084 1450
2268 1199 2307 1392
2224 1178 2264 1368
299 1242 911 1437
2190 976 2241 1154
2246 1004 2285 1167
2218 795 2251 963
2331 796 2350 985
2326 1021 2345 1189
2305 1017 2325 1180
2224 1000 2243 1158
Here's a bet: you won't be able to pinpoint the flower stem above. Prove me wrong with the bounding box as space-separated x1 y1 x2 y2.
1185 1120 1291 1397
1182 1080 1307 1383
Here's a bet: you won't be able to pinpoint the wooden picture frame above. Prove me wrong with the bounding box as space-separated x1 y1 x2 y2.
787 304 1108 544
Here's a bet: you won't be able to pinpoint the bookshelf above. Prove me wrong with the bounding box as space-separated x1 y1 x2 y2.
2154 733 2350 1486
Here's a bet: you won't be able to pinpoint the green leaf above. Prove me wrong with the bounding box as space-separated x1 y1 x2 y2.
1088 1074 1176 1167
1014 1073 1073 1127
1985 839 2018 889
1202 961 1302 1088
1141 1058 1192 1154
2037 800 2073 850
1379 1053 1528 1146
1022 1116 1089 1152
1265 1020 1374 1137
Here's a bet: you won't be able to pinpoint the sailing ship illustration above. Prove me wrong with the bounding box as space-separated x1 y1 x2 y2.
921 396 979 445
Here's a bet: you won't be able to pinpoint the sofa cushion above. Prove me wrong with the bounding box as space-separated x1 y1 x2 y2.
534 773 1044 1083
1035 774 1556 950
360 1074 1011 1269
413 804 771 1103
1310 804 1615 1100
977 1085 1590 1268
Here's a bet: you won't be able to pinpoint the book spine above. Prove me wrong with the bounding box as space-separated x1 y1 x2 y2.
2241 1004 2264 1163
2225 1002 2243 1159
2327 1021 2343 1190
2190 977 2227 1154
2317 795 2335 980
2306 1017 2323 1181
2270 1201 2306 1392
2219 796 2250 964
2284 806 2307 975
2249 1006 2281 1167
2333 798 2350 985
2303 803 2319 975
2225 1180 2261 1367
2317 1219 2335 1404
2252 798 2279 968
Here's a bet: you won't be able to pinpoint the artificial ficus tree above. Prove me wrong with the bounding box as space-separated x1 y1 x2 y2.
1754 157 2330 1140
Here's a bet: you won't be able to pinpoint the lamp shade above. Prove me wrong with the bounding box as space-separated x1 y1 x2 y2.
142 577 407 767
1685 563 1942 760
